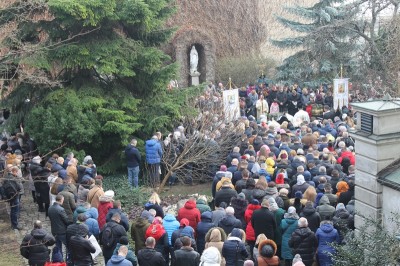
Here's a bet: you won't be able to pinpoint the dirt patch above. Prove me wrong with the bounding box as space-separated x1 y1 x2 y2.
0 202 24 266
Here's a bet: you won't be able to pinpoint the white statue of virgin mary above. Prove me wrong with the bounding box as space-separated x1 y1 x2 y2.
190 46 199 74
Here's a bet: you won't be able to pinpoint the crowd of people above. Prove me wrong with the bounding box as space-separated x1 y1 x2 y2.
0 81 359 266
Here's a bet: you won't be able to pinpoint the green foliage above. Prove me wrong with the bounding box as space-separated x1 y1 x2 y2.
215 55 277 87
102 174 151 210
272 0 359 85
332 216 400 266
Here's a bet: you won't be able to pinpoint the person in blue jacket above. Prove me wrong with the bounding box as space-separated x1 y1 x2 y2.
316 220 340 266
145 135 163 187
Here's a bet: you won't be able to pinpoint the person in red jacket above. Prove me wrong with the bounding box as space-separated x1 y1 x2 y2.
97 190 114 229
244 199 261 259
177 197 201 233
337 147 355 165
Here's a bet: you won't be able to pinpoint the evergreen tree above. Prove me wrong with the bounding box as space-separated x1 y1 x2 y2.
271 0 359 86
0 0 182 172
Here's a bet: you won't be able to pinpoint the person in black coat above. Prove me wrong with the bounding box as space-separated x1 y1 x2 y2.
230 193 248 228
300 202 321 233
338 180 355 206
174 236 200 266
196 211 215 255
100 213 128 264
251 199 277 241
222 228 249 266
48 194 70 261
20 220 55 266
289 217 318 266
214 183 237 207
106 200 130 231
69 225 96 266
138 237 165 266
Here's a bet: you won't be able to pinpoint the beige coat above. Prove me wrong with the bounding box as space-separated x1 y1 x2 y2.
87 185 104 208
205 228 226 266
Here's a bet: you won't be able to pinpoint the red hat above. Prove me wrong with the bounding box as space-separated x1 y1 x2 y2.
276 173 285 185
180 218 189 227
220 165 227 171
280 153 287 159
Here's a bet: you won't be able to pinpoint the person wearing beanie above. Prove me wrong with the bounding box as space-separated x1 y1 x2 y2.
218 207 242 235
200 246 221 266
281 207 299 265
131 210 151 256
289 217 317 266
222 228 249 266
291 175 310 198
268 197 285 257
316 220 340 266
332 203 354 243
257 239 280 266
196 196 212 214
111 237 137 266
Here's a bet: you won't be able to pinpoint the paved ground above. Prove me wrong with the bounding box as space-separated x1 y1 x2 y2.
2 184 105 266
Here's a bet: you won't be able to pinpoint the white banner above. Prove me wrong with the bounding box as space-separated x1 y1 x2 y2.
333 78 349 110
223 88 240 122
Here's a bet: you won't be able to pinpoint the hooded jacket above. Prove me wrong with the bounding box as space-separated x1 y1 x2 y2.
333 208 354 242
205 228 226 266
130 217 150 255
108 254 134 266
200 246 221 266
196 211 215 254
84 207 100 237
316 195 336 221
257 239 280 266
281 216 299 260
244 203 261 241
214 187 237 208
178 200 201 231
20 228 55 265
196 198 211 214
218 214 242 236
163 214 180 245
145 139 162 164
288 227 318 266
98 195 114 229
316 223 340 266
300 204 321 233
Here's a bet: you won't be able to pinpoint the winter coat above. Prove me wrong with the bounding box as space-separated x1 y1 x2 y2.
271 208 285 246
257 239 280 266
196 211 215 255
200 246 222 266
73 205 88 222
244 204 261 241
226 152 241 167
288 227 318 266
337 151 355 165
215 177 235 193
20 228 55 265
266 158 275 176
125 144 141 168
172 226 197 252
131 217 150 255
332 209 354 243
98 195 114 229
300 205 321 233
145 139 163 164
241 188 254 202
196 199 211 214
100 220 128 259
316 223 340 266
87 185 104 208
137 248 165 266
205 227 226 266
163 214 180 246
281 217 299 259
222 234 249 266
85 210 100 238
346 199 355 215
144 202 164 218
252 188 266 203
107 255 133 266
291 183 310 198
174 247 200 266
58 184 77 223
69 235 96 265
212 171 227 198
316 195 336 221
214 187 237 208
230 197 248 228
212 208 226 225
106 208 130 231
218 214 242 235
177 200 201 232
251 207 277 241
77 185 89 204
48 202 70 235
338 187 354 206
112 243 137 266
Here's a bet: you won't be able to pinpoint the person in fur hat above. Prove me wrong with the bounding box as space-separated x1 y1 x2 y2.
257 239 280 266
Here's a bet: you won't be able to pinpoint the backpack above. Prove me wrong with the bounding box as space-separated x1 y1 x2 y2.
2 178 18 201
101 223 117 249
